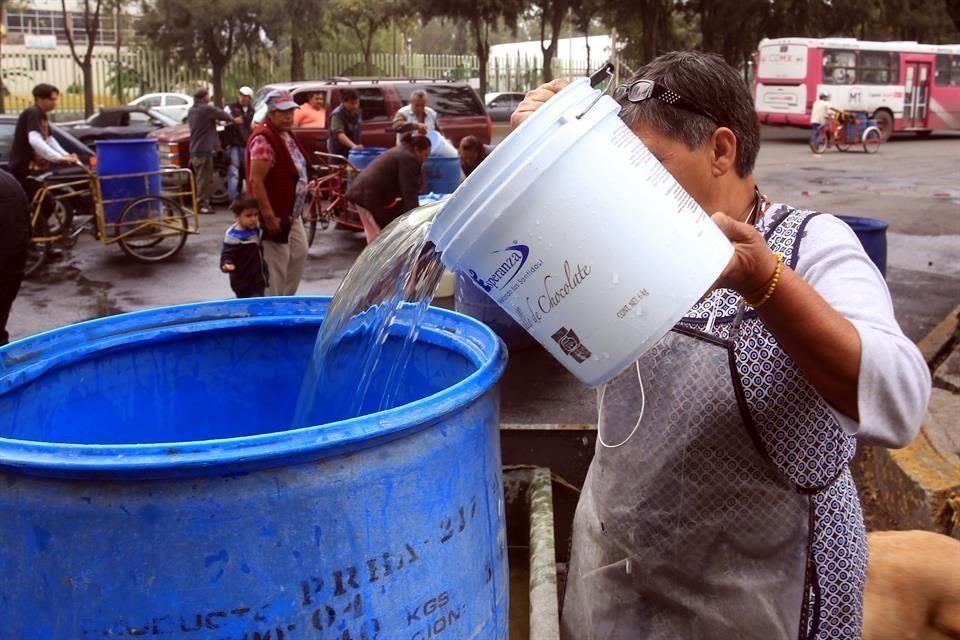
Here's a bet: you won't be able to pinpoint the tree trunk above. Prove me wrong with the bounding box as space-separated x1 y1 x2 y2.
290 30 305 81
472 16 489 98
584 19 591 71
212 62 224 107
540 0 569 83
83 62 95 117
115 10 123 103
0 19 6 115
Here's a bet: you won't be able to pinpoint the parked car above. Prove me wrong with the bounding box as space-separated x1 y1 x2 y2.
61 106 180 147
150 79 491 206
250 79 492 160
0 114 95 172
129 92 194 123
484 92 525 122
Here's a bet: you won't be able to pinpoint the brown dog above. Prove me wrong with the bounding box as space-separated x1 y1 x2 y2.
863 530 960 640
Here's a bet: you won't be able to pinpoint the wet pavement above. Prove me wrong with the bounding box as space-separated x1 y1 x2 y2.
9 128 960 423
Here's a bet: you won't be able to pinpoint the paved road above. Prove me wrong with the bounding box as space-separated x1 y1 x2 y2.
9 127 960 359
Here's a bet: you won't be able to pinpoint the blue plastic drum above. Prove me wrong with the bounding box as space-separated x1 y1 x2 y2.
347 146 388 170
836 215 889 276
0 298 509 639
96 139 161 236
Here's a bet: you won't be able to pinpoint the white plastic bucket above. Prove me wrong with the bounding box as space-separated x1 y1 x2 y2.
428 78 734 386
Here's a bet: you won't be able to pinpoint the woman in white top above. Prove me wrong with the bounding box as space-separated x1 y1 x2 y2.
513 52 930 640
391 89 442 144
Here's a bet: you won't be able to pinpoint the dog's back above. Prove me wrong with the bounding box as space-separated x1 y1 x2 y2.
863 530 960 640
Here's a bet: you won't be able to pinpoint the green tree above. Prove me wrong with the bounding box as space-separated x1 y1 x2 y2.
260 0 328 81
327 0 397 75
139 0 263 105
532 0 571 82
947 0 960 30
412 0 526 95
61 0 106 116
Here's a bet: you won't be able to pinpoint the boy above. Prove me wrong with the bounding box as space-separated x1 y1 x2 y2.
220 195 268 298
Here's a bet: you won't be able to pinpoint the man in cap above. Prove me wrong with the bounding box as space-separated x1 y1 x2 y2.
810 91 837 149
246 90 310 296
225 86 256 200
187 87 235 214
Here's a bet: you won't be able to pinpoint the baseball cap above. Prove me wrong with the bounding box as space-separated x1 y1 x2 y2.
266 90 298 112
239 86 254 97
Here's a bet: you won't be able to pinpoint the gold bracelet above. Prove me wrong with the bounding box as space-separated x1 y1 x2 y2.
745 252 785 309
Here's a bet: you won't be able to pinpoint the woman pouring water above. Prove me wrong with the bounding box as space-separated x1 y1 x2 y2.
512 52 930 640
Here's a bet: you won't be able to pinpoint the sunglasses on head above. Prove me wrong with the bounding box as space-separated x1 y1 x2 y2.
614 79 719 124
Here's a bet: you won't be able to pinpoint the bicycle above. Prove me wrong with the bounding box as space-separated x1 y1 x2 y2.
303 152 364 247
25 162 200 278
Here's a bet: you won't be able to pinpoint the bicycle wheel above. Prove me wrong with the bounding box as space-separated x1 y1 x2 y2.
836 137 851 152
117 195 189 262
863 127 881 154
23 241 49 279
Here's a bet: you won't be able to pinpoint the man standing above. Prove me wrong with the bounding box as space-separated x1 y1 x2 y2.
0 170 31 346
246 91 309 296
188 88 234 214
9 83 79 195
294 92 327 129
327 89 363 159
391 89 442 144
224 86 256 201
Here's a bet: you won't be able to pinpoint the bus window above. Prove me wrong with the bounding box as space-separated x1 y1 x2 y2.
859 51 892 84
936 55 951 86
952 57 960 86
823 50 856 84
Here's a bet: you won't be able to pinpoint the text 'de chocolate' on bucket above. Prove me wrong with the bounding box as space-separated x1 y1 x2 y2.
428 78 734 386
0 298 509 640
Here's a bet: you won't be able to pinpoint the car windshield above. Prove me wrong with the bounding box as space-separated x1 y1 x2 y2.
393 84 486 116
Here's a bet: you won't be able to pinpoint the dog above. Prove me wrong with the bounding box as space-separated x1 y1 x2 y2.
863 530 960 640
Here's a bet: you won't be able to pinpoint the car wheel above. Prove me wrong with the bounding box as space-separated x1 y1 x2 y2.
211 164 229 205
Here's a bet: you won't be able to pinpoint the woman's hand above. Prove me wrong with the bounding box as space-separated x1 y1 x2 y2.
510 79 571 128
710 212 779 300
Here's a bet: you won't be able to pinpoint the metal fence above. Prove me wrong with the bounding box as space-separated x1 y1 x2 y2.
0 47 603 115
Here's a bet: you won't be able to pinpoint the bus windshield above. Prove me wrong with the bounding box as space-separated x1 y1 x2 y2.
757 43 808 80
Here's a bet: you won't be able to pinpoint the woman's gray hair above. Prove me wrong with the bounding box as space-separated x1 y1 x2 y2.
618 51 760 177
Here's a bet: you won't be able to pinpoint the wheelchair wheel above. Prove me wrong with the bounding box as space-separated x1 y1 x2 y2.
117 196 189 262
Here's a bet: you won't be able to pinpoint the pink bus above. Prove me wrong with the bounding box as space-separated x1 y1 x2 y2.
754 37 960 139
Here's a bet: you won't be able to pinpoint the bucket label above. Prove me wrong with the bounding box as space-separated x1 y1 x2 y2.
551 327 593 363
468 244 532 293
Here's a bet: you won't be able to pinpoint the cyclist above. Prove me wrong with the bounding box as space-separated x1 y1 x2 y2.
810 92 837 149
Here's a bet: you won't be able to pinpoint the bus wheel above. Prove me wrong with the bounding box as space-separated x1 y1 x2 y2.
872 110 893 142
914 130 932 138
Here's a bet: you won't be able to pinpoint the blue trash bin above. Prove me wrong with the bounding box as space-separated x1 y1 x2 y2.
0 297 509 639
836 215 889 276
96 139 162 237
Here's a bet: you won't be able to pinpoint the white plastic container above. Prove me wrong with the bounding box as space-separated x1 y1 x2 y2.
428 78 734 386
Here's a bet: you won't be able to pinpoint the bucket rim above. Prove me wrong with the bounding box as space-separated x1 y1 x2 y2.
0 297 507 477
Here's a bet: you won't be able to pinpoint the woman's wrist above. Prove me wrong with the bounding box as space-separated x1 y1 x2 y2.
738 248 781 300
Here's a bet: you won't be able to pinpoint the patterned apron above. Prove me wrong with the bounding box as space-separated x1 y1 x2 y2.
561 205 866 640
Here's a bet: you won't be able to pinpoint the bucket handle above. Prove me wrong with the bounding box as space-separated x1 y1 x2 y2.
577 61 616 120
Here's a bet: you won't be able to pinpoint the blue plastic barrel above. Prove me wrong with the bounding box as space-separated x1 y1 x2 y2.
456 272 538 351
347 146 388 170
96 139 161 236
0 298 508 639
424 130 463 195
837 215 889 276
